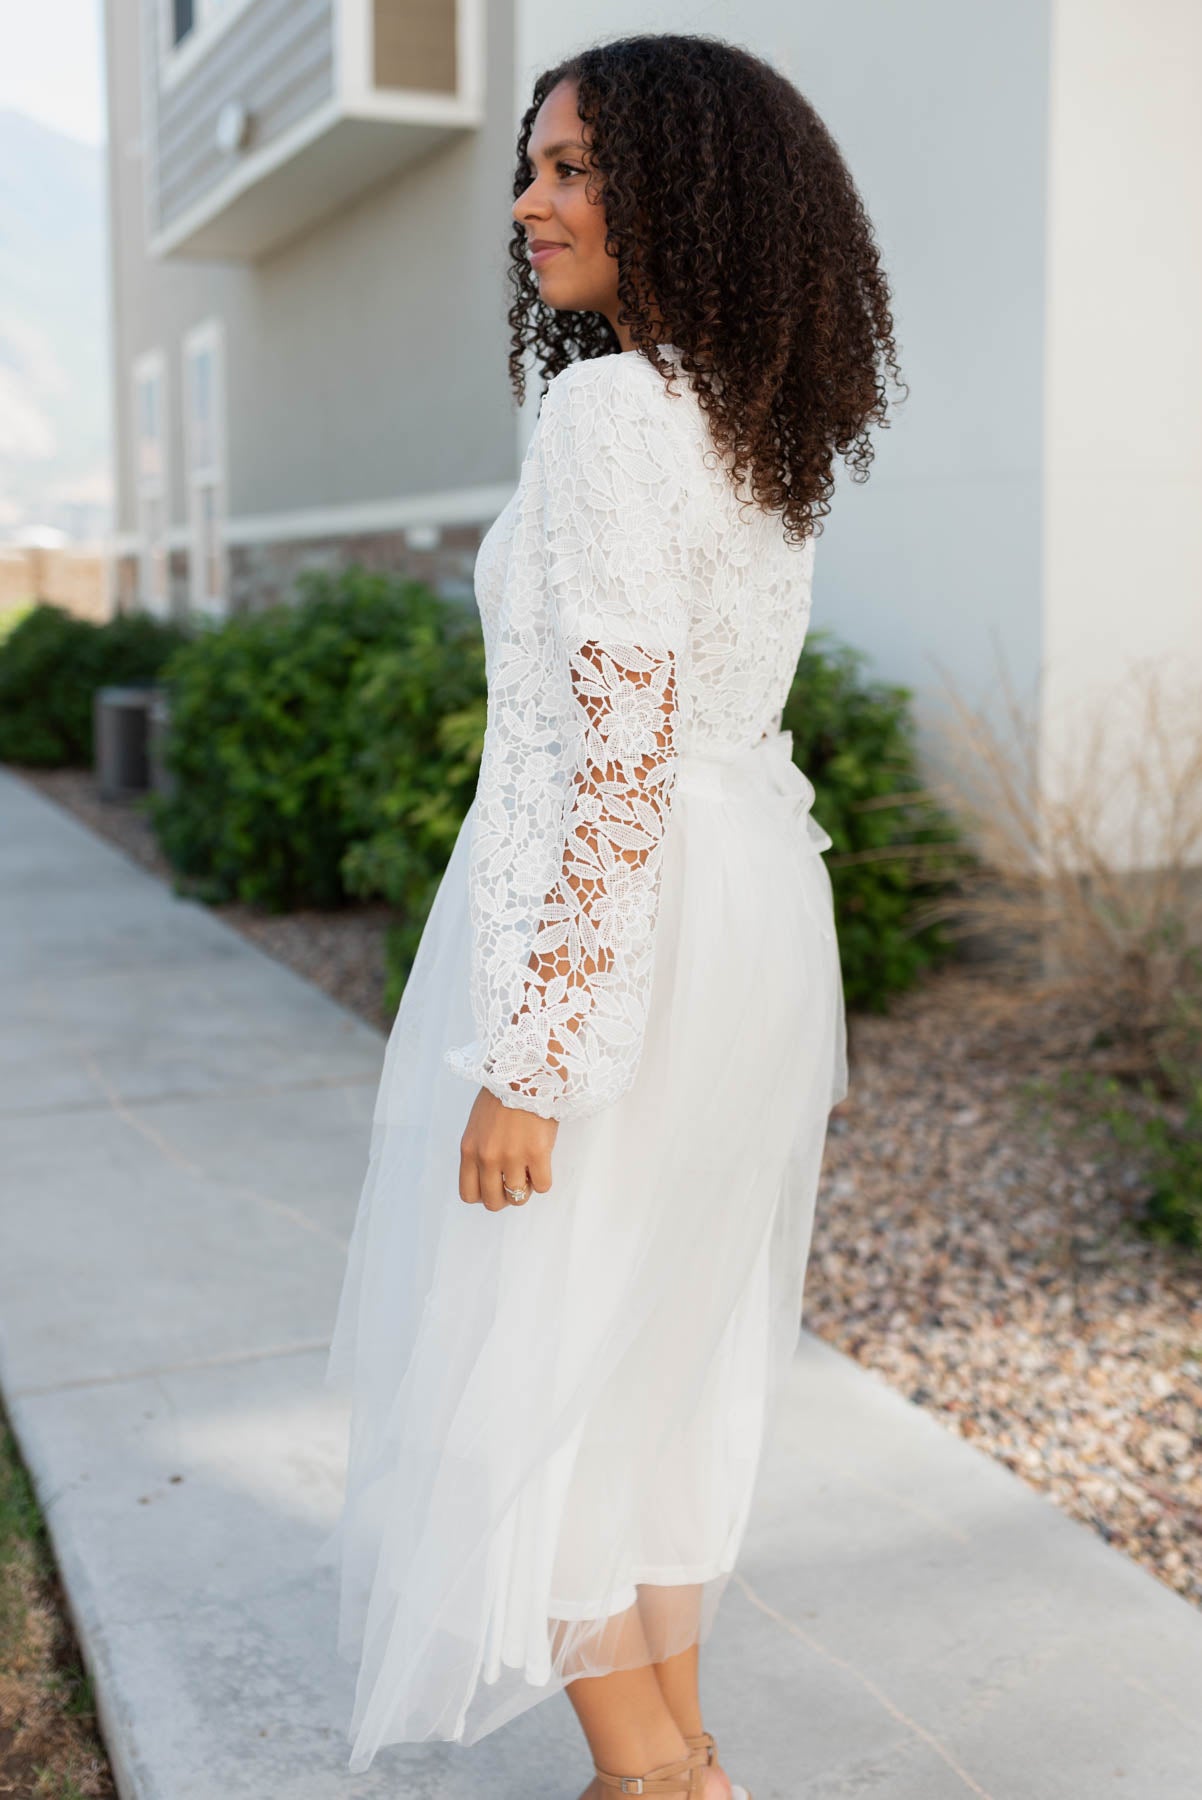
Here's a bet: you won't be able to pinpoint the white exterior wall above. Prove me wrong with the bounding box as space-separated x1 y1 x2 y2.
517 0 1054 783
1041 0 1202 865
519 1 1200 869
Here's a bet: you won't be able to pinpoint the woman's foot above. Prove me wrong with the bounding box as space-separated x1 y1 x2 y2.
704 1763 734 1800
576 1767 731 1800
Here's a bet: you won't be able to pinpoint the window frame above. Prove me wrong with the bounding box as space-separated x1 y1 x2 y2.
132 349 171 619
158 0 257 93
181 318 229 619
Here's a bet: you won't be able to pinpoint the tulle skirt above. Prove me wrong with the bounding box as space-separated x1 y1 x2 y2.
319 726 848 1771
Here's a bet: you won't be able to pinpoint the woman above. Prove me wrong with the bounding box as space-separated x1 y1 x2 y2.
321 31 903 1798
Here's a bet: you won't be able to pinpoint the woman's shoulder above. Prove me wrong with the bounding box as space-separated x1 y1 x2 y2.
538 350 698 446
545 349 661 390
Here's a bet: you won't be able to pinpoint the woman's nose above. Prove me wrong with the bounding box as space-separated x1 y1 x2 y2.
514 185 546 223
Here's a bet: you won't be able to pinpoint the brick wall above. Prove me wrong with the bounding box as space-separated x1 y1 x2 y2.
225 524 487 615
114 523 488 620
0 547 111 621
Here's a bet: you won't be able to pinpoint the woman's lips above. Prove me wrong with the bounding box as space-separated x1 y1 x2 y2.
530 243 568 268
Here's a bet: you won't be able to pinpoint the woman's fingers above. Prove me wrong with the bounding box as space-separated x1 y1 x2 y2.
458 1142 480 1206
475 1159 545 1209
479 1150 510 1212
526 1147 554 1197
500 1163 533 1206
460 1089 558 1210
458 1142 505 1210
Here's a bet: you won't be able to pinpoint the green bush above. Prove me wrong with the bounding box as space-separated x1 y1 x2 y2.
149 566 962 1014
784 629 964 1010
150 568 483 912
359 621 963 1012
1102 1072 1202 1250
1036 963 1202 1252
338 611 485 1011
0 602 186 767
1029 1066 1202 1254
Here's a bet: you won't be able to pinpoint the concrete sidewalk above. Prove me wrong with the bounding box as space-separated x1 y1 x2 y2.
1 766 1200 1800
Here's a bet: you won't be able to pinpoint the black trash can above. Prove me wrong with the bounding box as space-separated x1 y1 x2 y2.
93 685 160 801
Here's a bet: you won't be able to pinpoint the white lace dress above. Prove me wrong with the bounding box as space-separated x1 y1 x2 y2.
320 344 848 1771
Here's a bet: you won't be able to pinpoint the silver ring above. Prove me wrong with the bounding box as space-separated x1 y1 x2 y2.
502 1177 530 1205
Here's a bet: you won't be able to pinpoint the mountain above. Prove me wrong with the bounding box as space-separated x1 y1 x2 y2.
0 108 112 539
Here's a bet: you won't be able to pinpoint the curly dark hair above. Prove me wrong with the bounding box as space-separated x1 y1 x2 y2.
507 32 907 545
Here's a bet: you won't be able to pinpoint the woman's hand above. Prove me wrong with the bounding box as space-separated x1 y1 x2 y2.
458 1086 558 1212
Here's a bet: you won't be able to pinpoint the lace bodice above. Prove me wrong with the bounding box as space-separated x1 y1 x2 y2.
443 346 818 1122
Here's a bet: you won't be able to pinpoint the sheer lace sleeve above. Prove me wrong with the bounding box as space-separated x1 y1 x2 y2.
443 357 693 1122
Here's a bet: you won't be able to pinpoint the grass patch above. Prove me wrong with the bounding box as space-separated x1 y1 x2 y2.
0 1403 115 1797
0 600 35 649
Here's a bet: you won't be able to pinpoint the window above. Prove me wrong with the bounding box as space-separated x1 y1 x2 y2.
182 320 228 616
171 0 194 45
133 351 170 617
161 0 251 82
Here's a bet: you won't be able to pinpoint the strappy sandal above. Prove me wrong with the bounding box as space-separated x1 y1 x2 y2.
593 1742 709 1793
684 1729 753 1800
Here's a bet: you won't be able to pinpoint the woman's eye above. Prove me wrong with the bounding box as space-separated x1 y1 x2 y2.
520 160 585 185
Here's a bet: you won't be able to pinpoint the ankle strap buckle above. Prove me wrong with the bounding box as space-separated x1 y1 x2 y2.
619 1784 645 1796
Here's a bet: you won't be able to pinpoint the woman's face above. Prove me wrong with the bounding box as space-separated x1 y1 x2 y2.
513 79 624 338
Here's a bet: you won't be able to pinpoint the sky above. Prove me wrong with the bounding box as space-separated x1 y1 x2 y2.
0 0 106 145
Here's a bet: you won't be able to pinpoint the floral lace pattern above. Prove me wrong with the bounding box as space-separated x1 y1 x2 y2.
443 348 817 1121
469 637 678 1113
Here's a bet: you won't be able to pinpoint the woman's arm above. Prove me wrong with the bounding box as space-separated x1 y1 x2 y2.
486 633 679 1110
446 356 691 1125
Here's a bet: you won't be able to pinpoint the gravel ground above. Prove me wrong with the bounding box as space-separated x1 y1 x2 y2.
14 767 1202 1614
807 968 1202 1611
